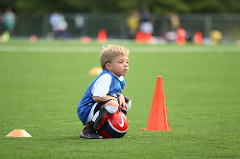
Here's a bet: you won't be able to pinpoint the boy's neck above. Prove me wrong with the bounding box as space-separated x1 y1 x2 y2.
105 69 123 80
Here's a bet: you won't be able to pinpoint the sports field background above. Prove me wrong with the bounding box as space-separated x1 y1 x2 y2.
0 40 239 158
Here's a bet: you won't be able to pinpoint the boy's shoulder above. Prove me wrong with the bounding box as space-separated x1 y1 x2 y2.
98 70 125 82
98 72 112 80
94 71 112 84
99 70 112 78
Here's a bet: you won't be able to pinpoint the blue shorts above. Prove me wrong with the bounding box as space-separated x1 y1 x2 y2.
78 101 103 125
77 103 94 125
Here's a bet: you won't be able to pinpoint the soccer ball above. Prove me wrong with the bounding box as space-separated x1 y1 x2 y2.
100 110 128 138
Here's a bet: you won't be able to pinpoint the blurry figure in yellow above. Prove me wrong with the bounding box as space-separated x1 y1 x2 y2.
169 13 180 31
126 10 140 39
210 30 222 44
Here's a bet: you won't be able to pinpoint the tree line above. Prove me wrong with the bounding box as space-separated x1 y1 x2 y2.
1 0 240 14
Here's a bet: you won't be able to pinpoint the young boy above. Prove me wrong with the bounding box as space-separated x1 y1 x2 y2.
77 45 131 139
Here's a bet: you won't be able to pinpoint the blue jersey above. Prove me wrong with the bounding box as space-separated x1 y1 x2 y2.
77 70 125 124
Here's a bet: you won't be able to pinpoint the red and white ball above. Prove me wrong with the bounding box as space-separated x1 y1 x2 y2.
100 110 128 138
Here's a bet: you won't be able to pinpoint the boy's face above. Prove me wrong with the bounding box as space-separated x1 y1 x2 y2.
106 55 129 77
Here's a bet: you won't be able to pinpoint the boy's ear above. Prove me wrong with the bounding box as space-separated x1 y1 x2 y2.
105 63 111 70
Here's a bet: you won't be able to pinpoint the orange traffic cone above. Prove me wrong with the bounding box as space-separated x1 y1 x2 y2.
194 31 203 45
98 29 107 43
136 31 144 44
6 129 32 137
176 28 186 45
145 76 171 131
29 35 37 43
80 36 91 44
145 33 152 44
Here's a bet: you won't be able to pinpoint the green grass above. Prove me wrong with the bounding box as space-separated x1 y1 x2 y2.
0 40 240 158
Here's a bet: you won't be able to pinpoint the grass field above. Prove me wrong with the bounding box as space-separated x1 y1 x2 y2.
0 40 240 158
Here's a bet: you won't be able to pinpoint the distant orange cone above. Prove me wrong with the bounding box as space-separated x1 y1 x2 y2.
145 76 171 131
194 31 203 45
6 129 32 137
29 35 37 43
136 31 144 44
89 67 103 75
176 28 186 45
98 29 107 43
145 33 152 44
80 36 91 44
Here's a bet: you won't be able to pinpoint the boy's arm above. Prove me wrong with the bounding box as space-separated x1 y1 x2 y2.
93 95 118 103
92 74 112 101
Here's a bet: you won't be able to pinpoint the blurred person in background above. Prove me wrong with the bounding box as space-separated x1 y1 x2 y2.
49 11 69 38
139 6 153 34
169 13 180 31
126 10 140 39
210 30 222 44
1 7 16 36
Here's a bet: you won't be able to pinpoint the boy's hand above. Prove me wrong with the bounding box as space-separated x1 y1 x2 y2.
118 94 127 110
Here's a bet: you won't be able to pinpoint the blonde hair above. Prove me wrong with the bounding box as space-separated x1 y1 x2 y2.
100 45 129 70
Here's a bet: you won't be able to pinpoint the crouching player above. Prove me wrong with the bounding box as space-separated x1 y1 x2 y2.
77 45 131 139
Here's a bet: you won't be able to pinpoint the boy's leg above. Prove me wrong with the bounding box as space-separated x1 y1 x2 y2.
80 99 116 139
93 106 118 131
80 120 102 139
82 97 131 135
93 99 119 131
93 97 131 131
80 103 102 139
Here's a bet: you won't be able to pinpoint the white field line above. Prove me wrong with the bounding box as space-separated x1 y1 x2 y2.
0 45 240 53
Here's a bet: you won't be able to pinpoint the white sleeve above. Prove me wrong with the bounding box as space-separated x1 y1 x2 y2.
92 74 112 98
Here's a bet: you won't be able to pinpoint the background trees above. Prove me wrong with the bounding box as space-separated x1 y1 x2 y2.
0 0 240 14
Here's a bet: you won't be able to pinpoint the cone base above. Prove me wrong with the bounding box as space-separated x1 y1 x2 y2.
6 129 32 137
143 128 172 131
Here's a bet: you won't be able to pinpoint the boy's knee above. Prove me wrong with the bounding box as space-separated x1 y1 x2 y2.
105 106 118 114
104 99 119 108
